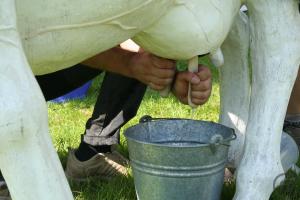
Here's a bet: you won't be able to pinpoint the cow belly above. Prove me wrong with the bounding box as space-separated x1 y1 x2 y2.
133 0 240 60
16 0 172 75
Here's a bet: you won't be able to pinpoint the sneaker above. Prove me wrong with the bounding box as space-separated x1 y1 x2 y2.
0 181 10 200
65 146 129 182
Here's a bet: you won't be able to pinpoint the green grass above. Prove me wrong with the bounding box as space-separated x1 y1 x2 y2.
47 59 300 200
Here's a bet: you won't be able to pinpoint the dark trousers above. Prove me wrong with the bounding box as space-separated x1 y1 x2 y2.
36 64 147 146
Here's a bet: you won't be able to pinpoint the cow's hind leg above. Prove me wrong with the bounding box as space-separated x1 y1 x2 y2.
0 1 73 200
234 1 300 200
219 11 251 168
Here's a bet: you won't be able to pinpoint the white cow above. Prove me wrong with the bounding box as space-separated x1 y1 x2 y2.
1 0 300 200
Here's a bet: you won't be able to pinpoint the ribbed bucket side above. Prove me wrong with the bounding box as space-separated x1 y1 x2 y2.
125 119 235 200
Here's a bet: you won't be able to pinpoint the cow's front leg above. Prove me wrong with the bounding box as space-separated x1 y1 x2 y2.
0 1 73 200
234 1 300 200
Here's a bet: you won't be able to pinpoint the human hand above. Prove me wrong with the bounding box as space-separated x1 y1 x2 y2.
172 65 212 105
128 51 176 91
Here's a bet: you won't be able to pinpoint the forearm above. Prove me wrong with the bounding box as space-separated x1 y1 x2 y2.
82 45 177 91
81 46 136 78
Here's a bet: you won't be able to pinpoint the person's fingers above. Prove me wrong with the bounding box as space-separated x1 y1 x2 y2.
197 65 212 81
173 71 198 99
176 71 200 84
172 68 211 106
191 97 208 105
190 90 211 105
177 90 210 106
190 90 210 100
191 79 211 91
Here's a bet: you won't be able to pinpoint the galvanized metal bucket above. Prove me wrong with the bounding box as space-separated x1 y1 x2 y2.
124 116 236 200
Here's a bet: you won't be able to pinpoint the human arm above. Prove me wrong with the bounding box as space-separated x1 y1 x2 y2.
81 46 176 91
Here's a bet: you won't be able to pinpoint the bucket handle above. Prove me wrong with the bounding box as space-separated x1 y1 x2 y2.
210 128 236 143
208 130 236 153
221 129 237 143
139 115 183 123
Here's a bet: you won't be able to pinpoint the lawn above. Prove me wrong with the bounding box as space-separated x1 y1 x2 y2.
47 59 300 200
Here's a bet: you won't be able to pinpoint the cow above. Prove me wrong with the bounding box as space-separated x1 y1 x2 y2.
0 0 300 199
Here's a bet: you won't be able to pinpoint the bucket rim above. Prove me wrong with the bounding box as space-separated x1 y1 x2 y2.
124 117 236 148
